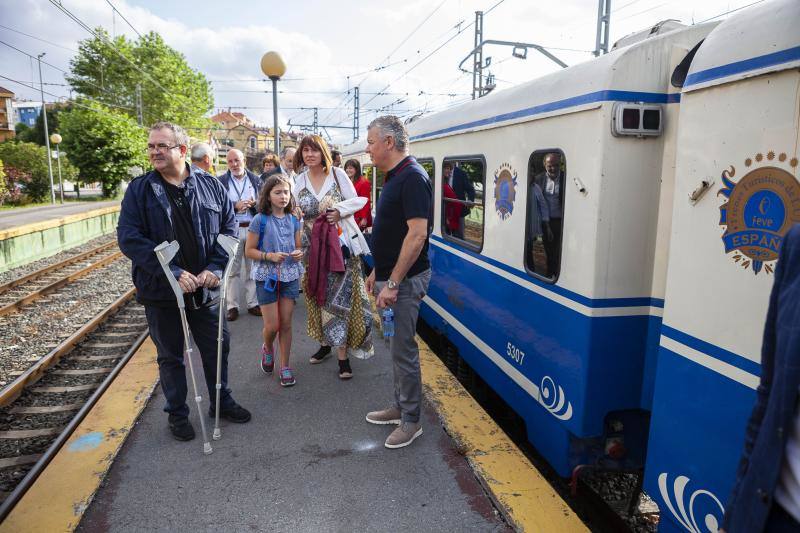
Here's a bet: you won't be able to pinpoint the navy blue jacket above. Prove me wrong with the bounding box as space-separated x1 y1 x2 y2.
723 224 800 532
451 166 475 215
117 166 237 306
217 169 262 217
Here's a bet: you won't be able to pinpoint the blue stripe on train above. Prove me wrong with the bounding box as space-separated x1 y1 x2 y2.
425 242 659 439
410 90 682 142
661 324 761 377
644 345 755 532
429 236 665 309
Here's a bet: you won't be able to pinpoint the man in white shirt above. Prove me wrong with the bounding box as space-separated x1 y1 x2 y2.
280 147 297 181
217 149 261 320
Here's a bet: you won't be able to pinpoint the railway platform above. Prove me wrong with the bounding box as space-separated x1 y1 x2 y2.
0 201 120 232
1 298 585 532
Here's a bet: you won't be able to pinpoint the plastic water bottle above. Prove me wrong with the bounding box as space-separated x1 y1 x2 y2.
382 307 394 346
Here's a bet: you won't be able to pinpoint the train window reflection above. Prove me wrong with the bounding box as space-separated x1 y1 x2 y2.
417 158 435 189
525 150 566 281
442 158 485 251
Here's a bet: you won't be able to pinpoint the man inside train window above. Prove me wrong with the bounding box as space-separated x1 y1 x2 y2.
443 162 475 239
533 153 564 278
526 179 551 276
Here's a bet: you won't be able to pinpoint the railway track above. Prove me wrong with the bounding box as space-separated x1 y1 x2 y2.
0 241 123 317
0 290 147 520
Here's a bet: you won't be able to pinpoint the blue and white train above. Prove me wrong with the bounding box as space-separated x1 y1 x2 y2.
344 1 800 530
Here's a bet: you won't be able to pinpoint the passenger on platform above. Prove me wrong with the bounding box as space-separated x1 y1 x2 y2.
117 121 251 442
245 175 304 387
344 159 372 232
365 115 432 449
218 149 262 321
722 225 800 533
345 158 374 276
533 152 564 278
189 142 214 175
293 135 373 378
260 153 282 185
331 150 343 168
281 147 297 181
442 162 475 239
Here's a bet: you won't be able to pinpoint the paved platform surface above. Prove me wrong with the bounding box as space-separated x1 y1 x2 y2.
78 300 509 532
0 201 120 231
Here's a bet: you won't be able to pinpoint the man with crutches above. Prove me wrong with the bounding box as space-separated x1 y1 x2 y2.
118 121 251 444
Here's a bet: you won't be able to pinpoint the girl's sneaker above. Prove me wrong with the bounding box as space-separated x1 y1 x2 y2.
279 367 296 387
261 343 274 374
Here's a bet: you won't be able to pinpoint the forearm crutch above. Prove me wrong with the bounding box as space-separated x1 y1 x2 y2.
154 241 213 455
213 234 240 440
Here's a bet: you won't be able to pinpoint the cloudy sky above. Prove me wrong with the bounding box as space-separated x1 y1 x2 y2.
1 0 762 145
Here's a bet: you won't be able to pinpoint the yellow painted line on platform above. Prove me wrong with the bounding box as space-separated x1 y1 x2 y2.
0 337 159 533
419 339 588 533
0 205 120 241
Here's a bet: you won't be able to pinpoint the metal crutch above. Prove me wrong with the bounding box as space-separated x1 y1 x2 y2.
213 234 240 440
154 240 213 455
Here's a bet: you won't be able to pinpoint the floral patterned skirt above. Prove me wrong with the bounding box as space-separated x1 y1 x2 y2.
303 255 373 358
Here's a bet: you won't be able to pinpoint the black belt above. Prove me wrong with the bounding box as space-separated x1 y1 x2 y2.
238 222 250 227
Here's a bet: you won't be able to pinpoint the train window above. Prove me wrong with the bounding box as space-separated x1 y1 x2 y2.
622 108 640 129
643 109 660 130
525 150 566 281
442 157 485 251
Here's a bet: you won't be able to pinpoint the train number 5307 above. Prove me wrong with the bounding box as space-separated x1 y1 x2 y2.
506 342 526 366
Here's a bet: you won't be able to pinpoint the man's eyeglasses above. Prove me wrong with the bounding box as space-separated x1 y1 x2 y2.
146 143 181 153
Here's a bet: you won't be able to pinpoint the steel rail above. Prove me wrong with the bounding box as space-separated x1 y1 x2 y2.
0 327 148 521
0 241 117 295
0 287 136 408
0 250 124 317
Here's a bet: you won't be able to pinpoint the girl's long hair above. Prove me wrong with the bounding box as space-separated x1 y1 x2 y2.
258 175 295 215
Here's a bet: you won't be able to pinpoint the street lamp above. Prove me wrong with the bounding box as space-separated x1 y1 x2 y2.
50 133 63 204
260 51 286 156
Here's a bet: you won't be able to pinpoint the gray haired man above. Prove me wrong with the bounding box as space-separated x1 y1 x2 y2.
365 116 433 449
190 142 214 174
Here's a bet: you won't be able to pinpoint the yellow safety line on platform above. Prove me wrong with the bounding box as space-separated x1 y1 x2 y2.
0 337 158 533
0 205 121 241
418 339 588 533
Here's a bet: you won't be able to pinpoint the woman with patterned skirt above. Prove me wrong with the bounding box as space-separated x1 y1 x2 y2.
292 135 373 378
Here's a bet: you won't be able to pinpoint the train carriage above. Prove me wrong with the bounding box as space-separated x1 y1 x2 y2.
343 1 800 529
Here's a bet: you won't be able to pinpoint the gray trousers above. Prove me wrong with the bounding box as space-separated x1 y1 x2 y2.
374 269 431 424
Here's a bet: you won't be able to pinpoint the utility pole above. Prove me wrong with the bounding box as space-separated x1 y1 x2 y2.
312 108 319 135
135 83 143 126
472 11 484 100
594 0 611 56
353 86 360 143
37 53 55 204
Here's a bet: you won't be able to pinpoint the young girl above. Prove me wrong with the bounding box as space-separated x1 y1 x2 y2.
245 175 304 387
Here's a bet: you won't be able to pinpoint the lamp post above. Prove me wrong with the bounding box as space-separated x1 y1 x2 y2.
260 51 286 156
37 53 55 204
50 133 63 203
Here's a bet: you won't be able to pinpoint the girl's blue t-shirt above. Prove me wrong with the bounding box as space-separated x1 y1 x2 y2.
248 213 304 282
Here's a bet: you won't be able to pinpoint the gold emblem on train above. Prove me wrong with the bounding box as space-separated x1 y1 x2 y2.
718 152 800 274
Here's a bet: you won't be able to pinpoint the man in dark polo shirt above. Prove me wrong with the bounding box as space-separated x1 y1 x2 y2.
364 115 432 449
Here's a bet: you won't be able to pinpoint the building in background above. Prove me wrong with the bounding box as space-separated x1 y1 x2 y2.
210 109 298 172
12 101 41 128
0 87 15 141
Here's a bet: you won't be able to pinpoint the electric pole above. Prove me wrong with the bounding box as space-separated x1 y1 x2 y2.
353 86 360 143
135 83 143 125
312 108 319 134
472 11 484 100
594 0 611 57
37 53 55 204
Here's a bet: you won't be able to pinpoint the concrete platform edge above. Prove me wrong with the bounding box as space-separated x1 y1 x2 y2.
0 205 120 241
0 337 159 533
417 337 588 533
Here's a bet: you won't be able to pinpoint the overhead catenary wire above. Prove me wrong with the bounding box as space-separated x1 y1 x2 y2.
0 74 136 114
105 0 143 38
46 0 176 97
0 24 78 53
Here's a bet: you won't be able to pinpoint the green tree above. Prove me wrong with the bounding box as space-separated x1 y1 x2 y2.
0 142 54 202
0 158 7 205
66 30 212 130
59 102 148 198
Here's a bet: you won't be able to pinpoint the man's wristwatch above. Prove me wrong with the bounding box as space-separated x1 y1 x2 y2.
387 279 399 290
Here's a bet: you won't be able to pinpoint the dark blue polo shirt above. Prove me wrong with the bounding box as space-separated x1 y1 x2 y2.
372 156 432 281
